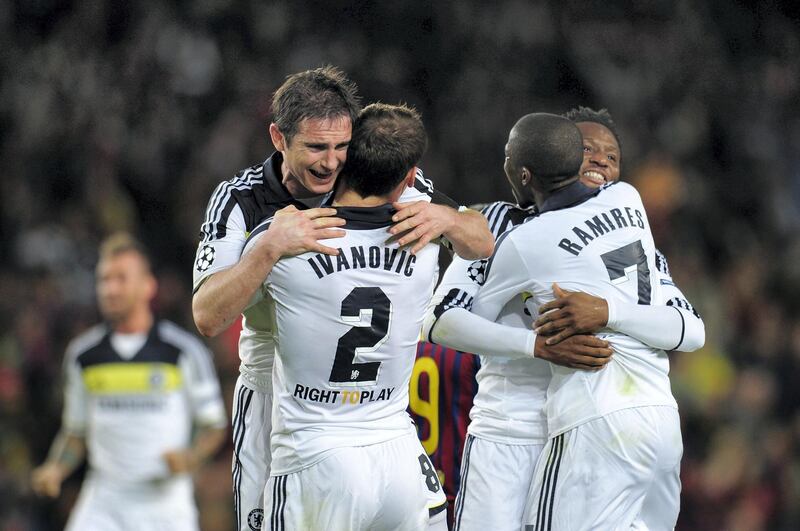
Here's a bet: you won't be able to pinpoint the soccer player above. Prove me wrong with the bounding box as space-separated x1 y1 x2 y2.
31 234 227 531
426 107 702 529
465 113 703 530
421 107 704 530
243 103 447 530
192 66 493 531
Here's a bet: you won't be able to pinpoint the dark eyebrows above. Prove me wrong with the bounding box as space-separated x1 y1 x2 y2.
303 140 351 149
584 137 619 154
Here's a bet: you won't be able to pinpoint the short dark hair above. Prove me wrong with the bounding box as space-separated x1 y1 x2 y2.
340 103 428 198
563 106 622 148
271 65 362 143
508 113 583 191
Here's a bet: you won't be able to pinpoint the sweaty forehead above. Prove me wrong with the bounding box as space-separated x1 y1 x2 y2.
295 115 352 140
576 122 619 151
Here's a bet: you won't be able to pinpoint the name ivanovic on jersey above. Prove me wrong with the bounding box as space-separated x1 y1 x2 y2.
308 246 417 279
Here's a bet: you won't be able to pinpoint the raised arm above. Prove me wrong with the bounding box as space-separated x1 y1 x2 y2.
192 204 345 337
388 171 494 259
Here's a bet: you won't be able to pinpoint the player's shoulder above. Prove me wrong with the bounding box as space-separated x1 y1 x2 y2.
600 180 640 200
397 168 435 203
157 320 209 355
242 215 275 253
66 324 108 361
480 201 536 236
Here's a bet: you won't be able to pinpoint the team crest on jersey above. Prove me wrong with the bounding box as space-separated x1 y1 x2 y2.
196 245 215 272
149 368 165 389
248 508 264 530
467 259 487 285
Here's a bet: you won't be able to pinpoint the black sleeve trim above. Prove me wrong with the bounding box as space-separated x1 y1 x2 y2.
670 306 686 351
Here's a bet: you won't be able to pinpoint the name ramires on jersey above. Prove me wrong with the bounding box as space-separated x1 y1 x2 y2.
558 206 645 256
307 246 416 279
294 383 396 406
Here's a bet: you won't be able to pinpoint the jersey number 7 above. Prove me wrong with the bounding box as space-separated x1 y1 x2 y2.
330 287 392 385
601 240 651 304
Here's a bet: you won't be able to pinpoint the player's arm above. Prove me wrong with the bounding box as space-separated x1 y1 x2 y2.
423 231 612 369
163 426 227 474
164 332 229 474
192 203 346 337
389 172 494 259
31 431 86 498
535 251 705 352
31 351 87 498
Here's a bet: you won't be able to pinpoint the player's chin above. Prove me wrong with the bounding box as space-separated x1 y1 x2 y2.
305 170 338 193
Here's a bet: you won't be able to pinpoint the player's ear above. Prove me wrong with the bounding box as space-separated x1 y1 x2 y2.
520 167 531 186
404 166 417 188
269 123 286 151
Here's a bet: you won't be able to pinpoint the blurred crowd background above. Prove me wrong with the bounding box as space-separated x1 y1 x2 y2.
2 1 799 529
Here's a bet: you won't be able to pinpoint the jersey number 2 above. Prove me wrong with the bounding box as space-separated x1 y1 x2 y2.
601 240 651 304
330 287 391 384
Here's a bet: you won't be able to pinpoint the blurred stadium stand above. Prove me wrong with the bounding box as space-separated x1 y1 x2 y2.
1 1 799 529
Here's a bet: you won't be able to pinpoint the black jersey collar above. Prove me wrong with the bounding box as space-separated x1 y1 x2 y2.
262 152 326 209
537 180 606 214
335 204 396 229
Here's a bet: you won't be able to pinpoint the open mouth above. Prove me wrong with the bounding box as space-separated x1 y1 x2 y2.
309 168 334 181
582 170 606 186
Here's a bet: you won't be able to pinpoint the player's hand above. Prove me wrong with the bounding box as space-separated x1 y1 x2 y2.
31 463 66 498
535 283 609 345
261 205 346 258
533 334 613 371
163 449 196 475
389 201 457 254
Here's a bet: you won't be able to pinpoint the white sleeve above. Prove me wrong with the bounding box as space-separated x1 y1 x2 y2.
471 235 532 319
61 347 88 435
606 250 705 352
192 183 249 293
429 307 535 359
179 338 228 428
421 202 535 358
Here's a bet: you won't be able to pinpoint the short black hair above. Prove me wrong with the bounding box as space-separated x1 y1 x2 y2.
340 103 427 198
507 113 583 190
563 106 622 148
272 65 362 143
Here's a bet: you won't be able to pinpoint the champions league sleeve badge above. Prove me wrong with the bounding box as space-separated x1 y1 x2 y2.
467 259 487 285
196 244 216 272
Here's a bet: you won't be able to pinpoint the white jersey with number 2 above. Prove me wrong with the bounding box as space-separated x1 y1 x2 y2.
243 204 439 476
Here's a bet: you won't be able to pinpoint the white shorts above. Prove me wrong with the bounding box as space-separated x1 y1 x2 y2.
264 432 447 531
232 375 273 531
453 435 544 531
523 406 683 531
66 474 198 531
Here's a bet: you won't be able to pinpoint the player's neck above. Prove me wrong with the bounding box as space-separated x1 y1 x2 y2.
111 309 154 334
332 189 390 208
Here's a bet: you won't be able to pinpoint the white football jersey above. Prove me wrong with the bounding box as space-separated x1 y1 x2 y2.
193 152 450 390
243 203 440 475
472 182 677 437
62 321 227 483
426 201 550 444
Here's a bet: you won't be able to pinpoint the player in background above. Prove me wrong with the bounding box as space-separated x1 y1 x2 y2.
32 234 227 531
462 113 703 530
243 103 447 530
191 66 493 531
421 108 705 530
